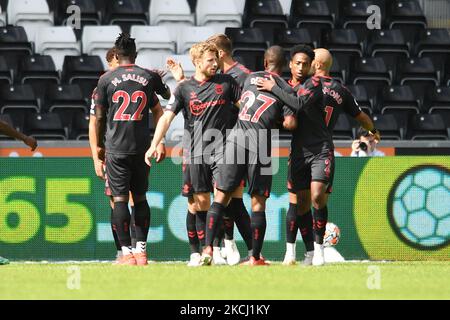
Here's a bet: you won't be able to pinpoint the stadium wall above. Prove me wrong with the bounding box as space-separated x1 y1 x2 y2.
0 156 448 261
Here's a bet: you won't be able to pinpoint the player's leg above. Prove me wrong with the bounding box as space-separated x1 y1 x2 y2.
310 151 335 266
129 192 137 252
106 153 136 265
284 157 313 265
105 165 123 262
296 189 314 265
227 185 252 263
186 196 201 267
129 154 152 266
241 158 271 266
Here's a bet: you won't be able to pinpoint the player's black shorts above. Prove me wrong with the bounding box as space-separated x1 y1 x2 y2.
105 152 150 197
287 149 335 194
103 164 112 197
182 154 221 196
216 143 272 198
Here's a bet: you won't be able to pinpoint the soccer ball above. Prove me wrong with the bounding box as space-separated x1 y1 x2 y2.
323 222 341 247
390 166 450 249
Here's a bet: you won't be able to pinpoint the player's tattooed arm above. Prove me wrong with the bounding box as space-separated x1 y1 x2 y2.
0 120 37 151
145 111 176 166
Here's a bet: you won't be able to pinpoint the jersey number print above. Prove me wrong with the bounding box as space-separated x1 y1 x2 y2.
239 91 276 123
113 90 148 121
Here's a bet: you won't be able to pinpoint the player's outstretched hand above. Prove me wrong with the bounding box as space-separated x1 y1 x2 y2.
166 57 185 83
256 75 276 92
155 143 166 163
145 145 157 167
24 136 37 151
94 159 105 180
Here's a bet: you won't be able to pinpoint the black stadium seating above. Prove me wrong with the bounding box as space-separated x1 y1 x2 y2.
0 0 447 141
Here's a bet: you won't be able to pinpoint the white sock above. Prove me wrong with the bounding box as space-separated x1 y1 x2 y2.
116 250 123 258
121 246 133 256
135 241 146 254
286 242 296 256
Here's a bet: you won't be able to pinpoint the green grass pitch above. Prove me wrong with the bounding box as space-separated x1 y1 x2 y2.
0 261 449 300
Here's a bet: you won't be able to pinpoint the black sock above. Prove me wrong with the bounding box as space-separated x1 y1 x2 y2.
251 212 266 260
213 219 225 247
312 206 328 245
196 211 207 247
186 211 200 254
297 210 314 251
223 203 235 241
233 198 252 250
112 201 131 247
205 202 226 248
286 203 298 244
111 208 121 251
130 206 136 248
134 201 151 242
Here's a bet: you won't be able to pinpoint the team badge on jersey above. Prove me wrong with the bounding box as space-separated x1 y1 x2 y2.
215 84 223 95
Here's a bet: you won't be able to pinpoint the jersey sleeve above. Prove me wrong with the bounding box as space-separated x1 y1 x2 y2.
342 87 362 117
230 77 242 104
149 93 160 110
151 73 170 98
282 104 295 118
164 85 184 115
94 76 109 113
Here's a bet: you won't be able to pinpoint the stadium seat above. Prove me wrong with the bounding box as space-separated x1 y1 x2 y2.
25 112 67 140
273 28 317 51
149 0 195 39
104 0 148 33
366 29 410 69
0 114 17 139
324 29 364 62
409 113 448 140
196 0 242 33
289 0 335 31
56 0 101 27
131 25 176 69
330 56 346 84
177 26 216 54
414 29 450 74
61 55 104 100
396 57 439 91
350 57 392 95
347 84 373 115
0 84 39 130
379 85 421 121
35 26 81 71
225 27 269 71
387 0 427 43
7 0 54 41
82 25 122 68
333 113 357 140
423 86 450 115
0 26 33 60
69 112 90 140
341 0 387 38
44 84 87 114
372 113 404 140
243 0 288 30
0 55 12 86
17 54 60 103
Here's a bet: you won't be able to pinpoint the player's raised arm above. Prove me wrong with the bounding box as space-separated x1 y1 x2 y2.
354 111 381 142
0 119 37 151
